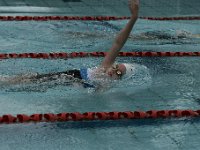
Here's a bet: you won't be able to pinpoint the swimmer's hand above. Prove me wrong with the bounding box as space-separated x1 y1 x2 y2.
128 0 139 18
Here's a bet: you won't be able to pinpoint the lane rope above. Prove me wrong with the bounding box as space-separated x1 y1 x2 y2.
0 52 200 60
1 16 199 126
0 16 200 21
0 109 199 124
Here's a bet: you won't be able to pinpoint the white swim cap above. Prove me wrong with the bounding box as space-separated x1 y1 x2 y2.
113 63 152 91
123 63 136 78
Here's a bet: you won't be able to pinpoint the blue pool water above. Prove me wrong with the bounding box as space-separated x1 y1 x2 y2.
0 19 200 150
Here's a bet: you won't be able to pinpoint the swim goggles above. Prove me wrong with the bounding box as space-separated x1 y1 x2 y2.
112 64 123 78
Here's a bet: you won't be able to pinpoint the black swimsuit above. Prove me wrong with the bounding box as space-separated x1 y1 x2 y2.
31 69 95 88
33 70 82 80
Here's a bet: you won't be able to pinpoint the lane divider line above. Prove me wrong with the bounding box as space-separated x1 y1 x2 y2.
0 16 199 21
1 51 200 60
0 110 199 124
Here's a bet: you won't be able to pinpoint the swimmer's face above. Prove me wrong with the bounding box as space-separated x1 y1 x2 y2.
107 64 126 79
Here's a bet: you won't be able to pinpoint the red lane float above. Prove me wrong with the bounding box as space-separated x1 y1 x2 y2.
0 109 199 124
0 16 200 21
140 16 200 21
0 52 200 60
0 16 130 21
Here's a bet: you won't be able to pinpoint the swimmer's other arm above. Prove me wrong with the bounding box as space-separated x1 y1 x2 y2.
192 34 200 38
101 0 139 68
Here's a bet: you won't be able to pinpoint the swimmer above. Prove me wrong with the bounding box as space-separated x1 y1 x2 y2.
65 28 200 42
128 30 200 40
175 30 200 39
1 0 140 90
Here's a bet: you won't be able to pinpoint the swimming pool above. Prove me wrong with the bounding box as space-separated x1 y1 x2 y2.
0 2 200 150
0 18 200 150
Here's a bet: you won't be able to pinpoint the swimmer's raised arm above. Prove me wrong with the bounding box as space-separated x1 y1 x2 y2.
101 0 139 68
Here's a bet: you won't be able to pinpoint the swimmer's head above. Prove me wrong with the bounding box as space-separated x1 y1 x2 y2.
123 63 136 78
107 63 135 80
107 64 126 79
176 30 192 38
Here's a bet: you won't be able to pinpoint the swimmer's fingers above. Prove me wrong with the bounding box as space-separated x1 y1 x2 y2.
128 0 139 18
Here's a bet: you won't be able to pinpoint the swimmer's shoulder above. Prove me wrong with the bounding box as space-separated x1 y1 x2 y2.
80 66 109 89
80 67 98 81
